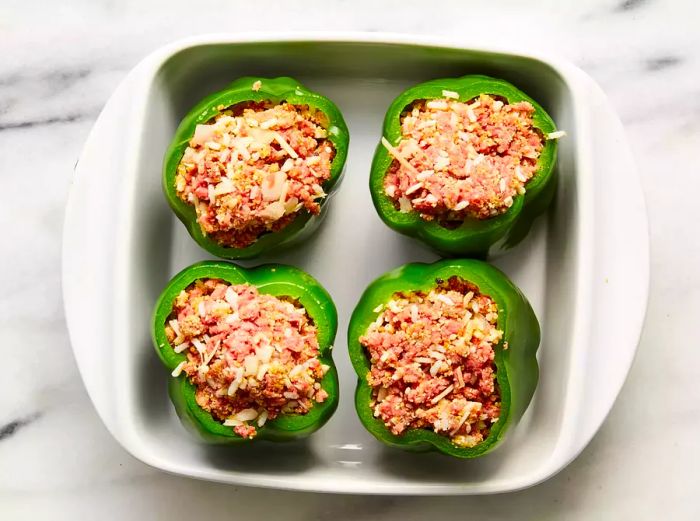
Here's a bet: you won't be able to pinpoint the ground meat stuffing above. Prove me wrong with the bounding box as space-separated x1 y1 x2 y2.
165 278 330 439
175 99 334 248
359 277 503 448
383 93 544 223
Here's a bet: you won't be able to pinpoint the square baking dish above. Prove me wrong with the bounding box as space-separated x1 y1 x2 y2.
63 33 648 494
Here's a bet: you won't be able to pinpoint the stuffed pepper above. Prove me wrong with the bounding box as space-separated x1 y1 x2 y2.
152 261 339 443
164 77 349 259
371 75 563 256
348 259 539 458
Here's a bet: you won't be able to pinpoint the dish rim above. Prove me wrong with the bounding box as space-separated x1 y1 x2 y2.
62 31 649 495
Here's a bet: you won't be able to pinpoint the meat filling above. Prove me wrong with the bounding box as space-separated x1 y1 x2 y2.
175 100 334 248
359 277 503 448
165 278 329 439
383 93 544 223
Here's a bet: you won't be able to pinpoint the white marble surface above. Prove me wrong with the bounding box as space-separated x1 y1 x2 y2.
1 0 699 518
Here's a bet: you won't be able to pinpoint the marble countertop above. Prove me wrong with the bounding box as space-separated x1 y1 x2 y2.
1 0 698 518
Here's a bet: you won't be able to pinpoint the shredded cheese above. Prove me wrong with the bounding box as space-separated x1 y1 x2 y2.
273 132 299 158
431 384 455 404
171 361 186 377
547 130 567 140
381 136 420 176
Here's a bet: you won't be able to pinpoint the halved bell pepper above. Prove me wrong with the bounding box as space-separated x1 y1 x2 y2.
163 76 349 259
370 75 559 257
152 260 339 443
347 259 540 458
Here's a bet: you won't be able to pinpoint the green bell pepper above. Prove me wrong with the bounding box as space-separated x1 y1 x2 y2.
152 260 339 443
163 76 349 259
370 75 559 257
347 259 540 458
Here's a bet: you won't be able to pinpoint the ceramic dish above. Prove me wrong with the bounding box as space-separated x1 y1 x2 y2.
62 33 649 494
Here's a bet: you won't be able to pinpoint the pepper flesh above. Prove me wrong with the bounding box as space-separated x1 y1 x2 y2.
370 75 558 257
347 259 540 458
152 261 339 443
163 77 349 259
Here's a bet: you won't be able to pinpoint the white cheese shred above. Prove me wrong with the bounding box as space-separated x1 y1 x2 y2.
546 130 567 140
381 137 420 176
273 132 299 158
171 361 186 378
431 384 455 404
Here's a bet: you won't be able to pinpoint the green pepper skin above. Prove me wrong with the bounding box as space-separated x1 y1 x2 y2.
152 261 339 443
347 259 540 458
163 77 349 259
370 75 558 257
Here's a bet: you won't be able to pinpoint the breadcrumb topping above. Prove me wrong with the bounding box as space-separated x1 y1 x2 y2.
383 94 544 222
359 277 502 448
165 278 330 439
176 102 334 248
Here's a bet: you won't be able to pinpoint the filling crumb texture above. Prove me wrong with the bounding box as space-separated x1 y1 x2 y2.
166 278 330 439
383 94 544 222
176 102 334 248
360 277 503 447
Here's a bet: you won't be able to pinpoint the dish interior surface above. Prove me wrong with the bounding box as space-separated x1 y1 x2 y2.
105 41 587 492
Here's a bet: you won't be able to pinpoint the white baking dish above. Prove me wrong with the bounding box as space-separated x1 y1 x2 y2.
62 33 648 494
